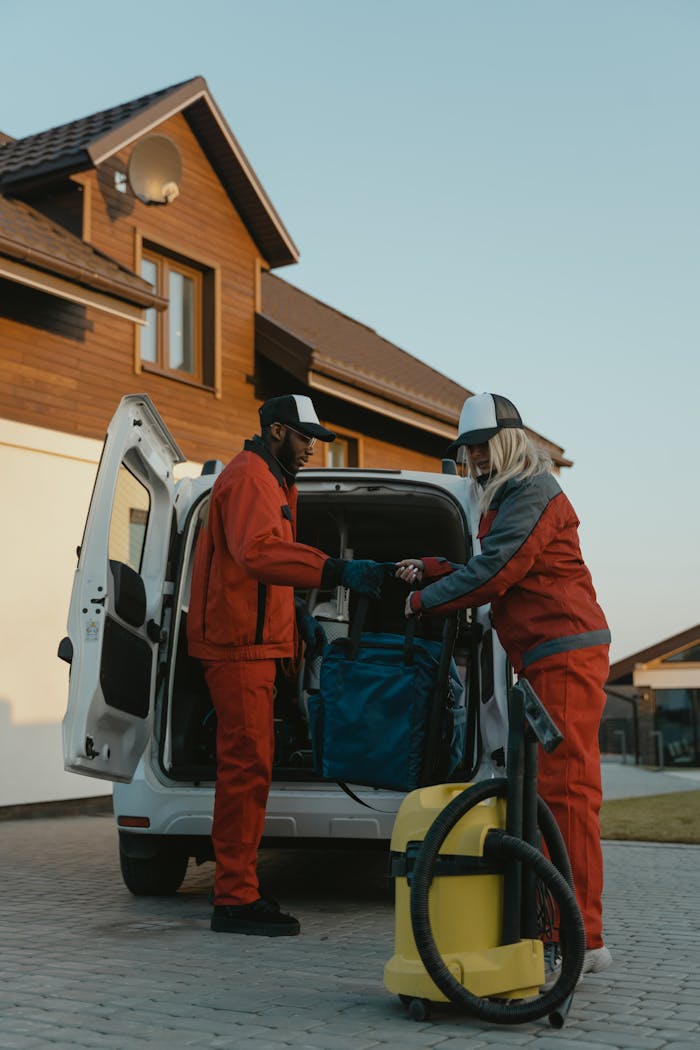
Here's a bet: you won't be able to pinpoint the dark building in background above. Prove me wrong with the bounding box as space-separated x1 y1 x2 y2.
603 625 700 767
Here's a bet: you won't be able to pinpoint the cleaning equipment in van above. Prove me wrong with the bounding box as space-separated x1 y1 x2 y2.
384 678 585 1027
307 599 465 793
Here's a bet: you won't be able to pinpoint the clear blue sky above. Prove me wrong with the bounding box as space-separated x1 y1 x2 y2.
3 0 698 662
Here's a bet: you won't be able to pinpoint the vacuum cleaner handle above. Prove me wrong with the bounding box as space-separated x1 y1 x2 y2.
513 678 564 753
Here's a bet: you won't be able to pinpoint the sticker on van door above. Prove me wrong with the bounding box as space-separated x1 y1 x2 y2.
86 620 100 642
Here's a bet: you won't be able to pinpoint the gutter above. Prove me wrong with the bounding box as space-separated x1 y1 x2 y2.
0 234 167 310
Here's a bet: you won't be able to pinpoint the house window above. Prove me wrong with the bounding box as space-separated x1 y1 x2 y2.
327 435 358 467
139 244 215 387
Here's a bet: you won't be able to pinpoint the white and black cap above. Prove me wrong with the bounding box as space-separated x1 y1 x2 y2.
447 393 523 454
259 394 336 442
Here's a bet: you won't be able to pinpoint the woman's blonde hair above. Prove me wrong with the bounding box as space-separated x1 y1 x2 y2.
463 429 552 512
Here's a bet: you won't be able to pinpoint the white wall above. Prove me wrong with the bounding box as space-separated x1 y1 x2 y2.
0 416 203 808
0 418 104 807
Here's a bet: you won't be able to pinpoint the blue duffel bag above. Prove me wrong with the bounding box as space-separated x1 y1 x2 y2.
307 615 465 793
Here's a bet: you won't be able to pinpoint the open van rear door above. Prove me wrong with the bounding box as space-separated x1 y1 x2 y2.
61 394 185 782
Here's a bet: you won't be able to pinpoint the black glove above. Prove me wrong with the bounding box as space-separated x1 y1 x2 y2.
339 559 387 599
298 609 328 660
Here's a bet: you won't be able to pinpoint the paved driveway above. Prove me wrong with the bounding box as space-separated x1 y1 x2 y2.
2 811 700 1049
601 760 700 799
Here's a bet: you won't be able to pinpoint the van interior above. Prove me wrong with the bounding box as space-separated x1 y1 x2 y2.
163 478 475 785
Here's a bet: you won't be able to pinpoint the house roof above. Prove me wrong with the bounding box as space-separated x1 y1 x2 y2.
0 76 297 268
608 624 700 684
0 84 570 463
0 195 165 316
0 83 180 187
258 271 572 464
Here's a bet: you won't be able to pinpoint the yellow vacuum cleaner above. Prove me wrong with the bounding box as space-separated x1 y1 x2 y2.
384 679 585 1026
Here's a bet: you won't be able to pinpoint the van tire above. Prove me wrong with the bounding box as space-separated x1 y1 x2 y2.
119 841 189 896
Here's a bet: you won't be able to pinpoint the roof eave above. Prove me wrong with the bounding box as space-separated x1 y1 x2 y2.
0 154 92 193
257 313 456 426
0 256 148 323
256 311 572 466
0 233 167 310
308 371 457 440
182 94 299 267
86 77 210 165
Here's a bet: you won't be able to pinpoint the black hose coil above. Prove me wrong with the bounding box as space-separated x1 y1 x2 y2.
409 779 585 1024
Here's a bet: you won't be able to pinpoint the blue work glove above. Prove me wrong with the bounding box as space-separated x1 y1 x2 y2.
298 609 328 660
340 559 391 599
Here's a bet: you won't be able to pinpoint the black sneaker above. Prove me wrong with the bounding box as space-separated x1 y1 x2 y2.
210 897 300 937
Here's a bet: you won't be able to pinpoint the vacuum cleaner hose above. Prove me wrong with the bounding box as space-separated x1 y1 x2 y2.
409 780 585 1024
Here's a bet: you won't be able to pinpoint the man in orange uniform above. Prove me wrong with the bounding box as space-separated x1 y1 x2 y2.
188 394 384 936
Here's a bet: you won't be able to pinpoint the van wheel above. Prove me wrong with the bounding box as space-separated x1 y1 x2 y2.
119 843 188 896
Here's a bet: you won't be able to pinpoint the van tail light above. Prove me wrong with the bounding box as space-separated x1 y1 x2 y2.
117 816 151 828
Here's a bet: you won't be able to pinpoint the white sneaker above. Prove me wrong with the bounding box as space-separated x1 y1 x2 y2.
580 945 612 979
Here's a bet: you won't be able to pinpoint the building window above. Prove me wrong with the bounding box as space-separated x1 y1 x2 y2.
327 434 358 467
139 243 216 387
655 689 699 766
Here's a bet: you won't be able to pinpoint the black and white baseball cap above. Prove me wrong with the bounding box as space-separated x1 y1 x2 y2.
446 393 523 454
259 394 336 442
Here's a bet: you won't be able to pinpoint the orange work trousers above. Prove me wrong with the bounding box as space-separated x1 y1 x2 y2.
203 658 277 906
524 644 609 949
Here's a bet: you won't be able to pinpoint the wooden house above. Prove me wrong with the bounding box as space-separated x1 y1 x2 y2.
0 76 568 808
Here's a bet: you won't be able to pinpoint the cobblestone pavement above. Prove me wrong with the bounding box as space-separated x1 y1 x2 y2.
2 813 699 1049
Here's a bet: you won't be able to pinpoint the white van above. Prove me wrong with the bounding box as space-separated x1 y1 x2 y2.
60 394 509 895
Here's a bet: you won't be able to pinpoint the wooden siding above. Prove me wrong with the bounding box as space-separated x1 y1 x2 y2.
0 113 263 464
1 111 456 473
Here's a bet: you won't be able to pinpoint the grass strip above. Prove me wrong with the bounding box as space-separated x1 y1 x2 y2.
600 790 700 844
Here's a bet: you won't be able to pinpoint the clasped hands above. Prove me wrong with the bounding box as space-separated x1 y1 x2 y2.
300 557 426 657
342 557 426 617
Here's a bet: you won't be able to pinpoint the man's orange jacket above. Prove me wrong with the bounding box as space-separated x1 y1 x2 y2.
187 438 337 662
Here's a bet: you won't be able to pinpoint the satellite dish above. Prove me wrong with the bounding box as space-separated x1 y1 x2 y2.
127 135 182 205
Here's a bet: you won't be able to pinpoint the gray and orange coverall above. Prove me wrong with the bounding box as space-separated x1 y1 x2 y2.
408 471 610 949
187 436 344 905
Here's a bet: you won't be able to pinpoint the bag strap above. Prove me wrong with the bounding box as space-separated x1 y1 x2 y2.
420 613 459 785
347 595 416 664
347 595 367 657
337 780 376 808
403 615 416 665
336 780 397 813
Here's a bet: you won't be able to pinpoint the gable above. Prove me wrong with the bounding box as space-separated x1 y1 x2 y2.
0 76 297 268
